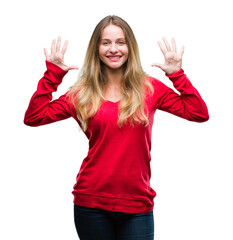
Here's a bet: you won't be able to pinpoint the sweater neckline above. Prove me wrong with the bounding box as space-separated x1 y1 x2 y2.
104 99 120 104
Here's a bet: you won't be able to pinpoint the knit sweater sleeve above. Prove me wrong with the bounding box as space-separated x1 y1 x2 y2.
24 61 76 127
151 69 209 122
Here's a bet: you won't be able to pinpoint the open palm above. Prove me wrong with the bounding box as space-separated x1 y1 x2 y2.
44 36 78 71
152 37 184 75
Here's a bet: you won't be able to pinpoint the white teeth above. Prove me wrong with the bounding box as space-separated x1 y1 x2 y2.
108 56 121 59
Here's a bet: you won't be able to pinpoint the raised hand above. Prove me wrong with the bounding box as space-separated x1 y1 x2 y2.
152 37 184 75
44 36 78 71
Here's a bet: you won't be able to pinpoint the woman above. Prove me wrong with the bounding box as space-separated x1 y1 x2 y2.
24 15 209 240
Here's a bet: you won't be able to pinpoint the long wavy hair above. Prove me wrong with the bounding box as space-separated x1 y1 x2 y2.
67 15 154 131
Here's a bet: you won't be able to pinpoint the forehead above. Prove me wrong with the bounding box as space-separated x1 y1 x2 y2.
101 24 125 39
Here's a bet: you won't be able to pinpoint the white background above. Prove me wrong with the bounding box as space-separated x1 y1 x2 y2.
1 0 232 239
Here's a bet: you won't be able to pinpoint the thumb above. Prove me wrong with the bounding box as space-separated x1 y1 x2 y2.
67 65 79 71
151 62 163 69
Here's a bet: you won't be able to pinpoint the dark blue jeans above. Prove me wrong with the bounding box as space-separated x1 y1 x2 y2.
74 205 154 240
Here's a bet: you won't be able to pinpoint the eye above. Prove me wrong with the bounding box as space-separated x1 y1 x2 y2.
102 41 110 46
118 41 125 45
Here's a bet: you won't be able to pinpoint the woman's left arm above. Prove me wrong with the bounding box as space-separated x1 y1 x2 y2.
151 38 209 122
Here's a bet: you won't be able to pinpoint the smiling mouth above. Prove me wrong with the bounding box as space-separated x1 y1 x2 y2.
106 55 122 62
107 55 122 59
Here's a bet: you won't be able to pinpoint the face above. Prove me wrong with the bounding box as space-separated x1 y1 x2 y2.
99 24 129 71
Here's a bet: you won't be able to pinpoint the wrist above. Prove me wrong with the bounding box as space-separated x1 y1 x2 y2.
166 68 184 78
45 61 68 81
166 68 183 76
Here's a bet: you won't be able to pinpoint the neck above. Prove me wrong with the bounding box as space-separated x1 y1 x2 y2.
103 66 124 87
102 66 124 101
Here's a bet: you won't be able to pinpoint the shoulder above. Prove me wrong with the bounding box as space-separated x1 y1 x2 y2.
145 75 168 91
144 76 173 106
58 91 77 117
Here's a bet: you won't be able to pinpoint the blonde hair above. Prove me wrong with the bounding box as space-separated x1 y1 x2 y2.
67 15 153 131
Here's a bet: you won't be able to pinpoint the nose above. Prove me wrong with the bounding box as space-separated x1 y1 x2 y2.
109 43 118 53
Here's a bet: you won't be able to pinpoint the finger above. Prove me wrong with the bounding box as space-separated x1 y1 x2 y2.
67 65 79 70
56 36 61 52
44 48 49 60
151 62 163 69
157 41 166 56
51 39 56 54
162 37 171 51
171 38 177 52
61 40 68 56
179 45 185 57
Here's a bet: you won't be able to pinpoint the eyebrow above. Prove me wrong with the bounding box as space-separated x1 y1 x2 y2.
101 38 126 41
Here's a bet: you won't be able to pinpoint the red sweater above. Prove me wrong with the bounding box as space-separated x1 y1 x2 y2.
24 61 209 213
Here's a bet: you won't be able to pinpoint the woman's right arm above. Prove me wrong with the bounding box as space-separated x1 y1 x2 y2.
24 37 78 127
